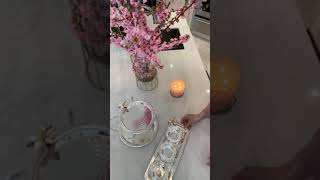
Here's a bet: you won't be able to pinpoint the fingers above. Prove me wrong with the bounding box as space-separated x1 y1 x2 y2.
181 118 187 126
181 114 199 129
181 117 188 125
181 117 190 128
182 119 192 129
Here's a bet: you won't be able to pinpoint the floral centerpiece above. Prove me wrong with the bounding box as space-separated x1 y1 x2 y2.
70 0 109 58
110 0 198 89
69 0 109 91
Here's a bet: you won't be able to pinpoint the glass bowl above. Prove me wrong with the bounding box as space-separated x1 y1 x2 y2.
118 101 158 147
159 142 176 163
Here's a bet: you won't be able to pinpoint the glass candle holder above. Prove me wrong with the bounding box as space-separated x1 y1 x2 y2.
170 80 185 98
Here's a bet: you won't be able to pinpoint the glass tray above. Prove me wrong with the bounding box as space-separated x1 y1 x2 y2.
144 122 190 180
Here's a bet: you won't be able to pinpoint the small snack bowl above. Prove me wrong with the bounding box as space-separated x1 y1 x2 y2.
166 126 183 143
159 142 176 163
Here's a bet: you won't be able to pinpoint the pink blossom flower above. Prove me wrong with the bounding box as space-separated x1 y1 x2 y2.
70 0 109 49
110 0 197 74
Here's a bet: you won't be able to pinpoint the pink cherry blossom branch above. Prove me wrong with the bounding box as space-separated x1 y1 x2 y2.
154 0 196 39
110 0 199 73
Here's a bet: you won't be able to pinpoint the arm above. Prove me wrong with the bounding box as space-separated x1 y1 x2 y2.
197 102 210 121
181 102 210 129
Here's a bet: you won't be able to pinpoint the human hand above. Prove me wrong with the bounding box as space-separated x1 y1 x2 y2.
180 114 201 129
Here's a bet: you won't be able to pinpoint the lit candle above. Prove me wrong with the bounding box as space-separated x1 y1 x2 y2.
170 80 185 98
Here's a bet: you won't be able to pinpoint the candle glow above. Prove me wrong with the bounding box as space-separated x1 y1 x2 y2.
170 80 185 98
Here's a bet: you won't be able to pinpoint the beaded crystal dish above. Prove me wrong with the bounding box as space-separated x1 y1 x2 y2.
144 117 190 180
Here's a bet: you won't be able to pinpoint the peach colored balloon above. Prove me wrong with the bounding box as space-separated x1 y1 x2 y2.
211 57 240 113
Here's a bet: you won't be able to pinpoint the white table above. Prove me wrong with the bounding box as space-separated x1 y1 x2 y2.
110 16 210 180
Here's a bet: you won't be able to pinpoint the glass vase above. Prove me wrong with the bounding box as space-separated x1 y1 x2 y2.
82 44 108 91
131 56 158 91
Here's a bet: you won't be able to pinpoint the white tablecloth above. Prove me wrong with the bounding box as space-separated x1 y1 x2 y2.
110 16 210 180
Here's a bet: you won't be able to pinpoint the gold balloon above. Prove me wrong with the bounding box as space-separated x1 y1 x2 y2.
211 57 240 113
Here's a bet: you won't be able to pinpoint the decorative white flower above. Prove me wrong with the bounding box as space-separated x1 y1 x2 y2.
144 34 151 40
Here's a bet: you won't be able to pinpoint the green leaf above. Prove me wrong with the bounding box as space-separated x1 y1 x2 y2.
111 27 120 33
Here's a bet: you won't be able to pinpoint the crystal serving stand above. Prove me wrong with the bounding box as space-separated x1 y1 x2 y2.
144 118 190 180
